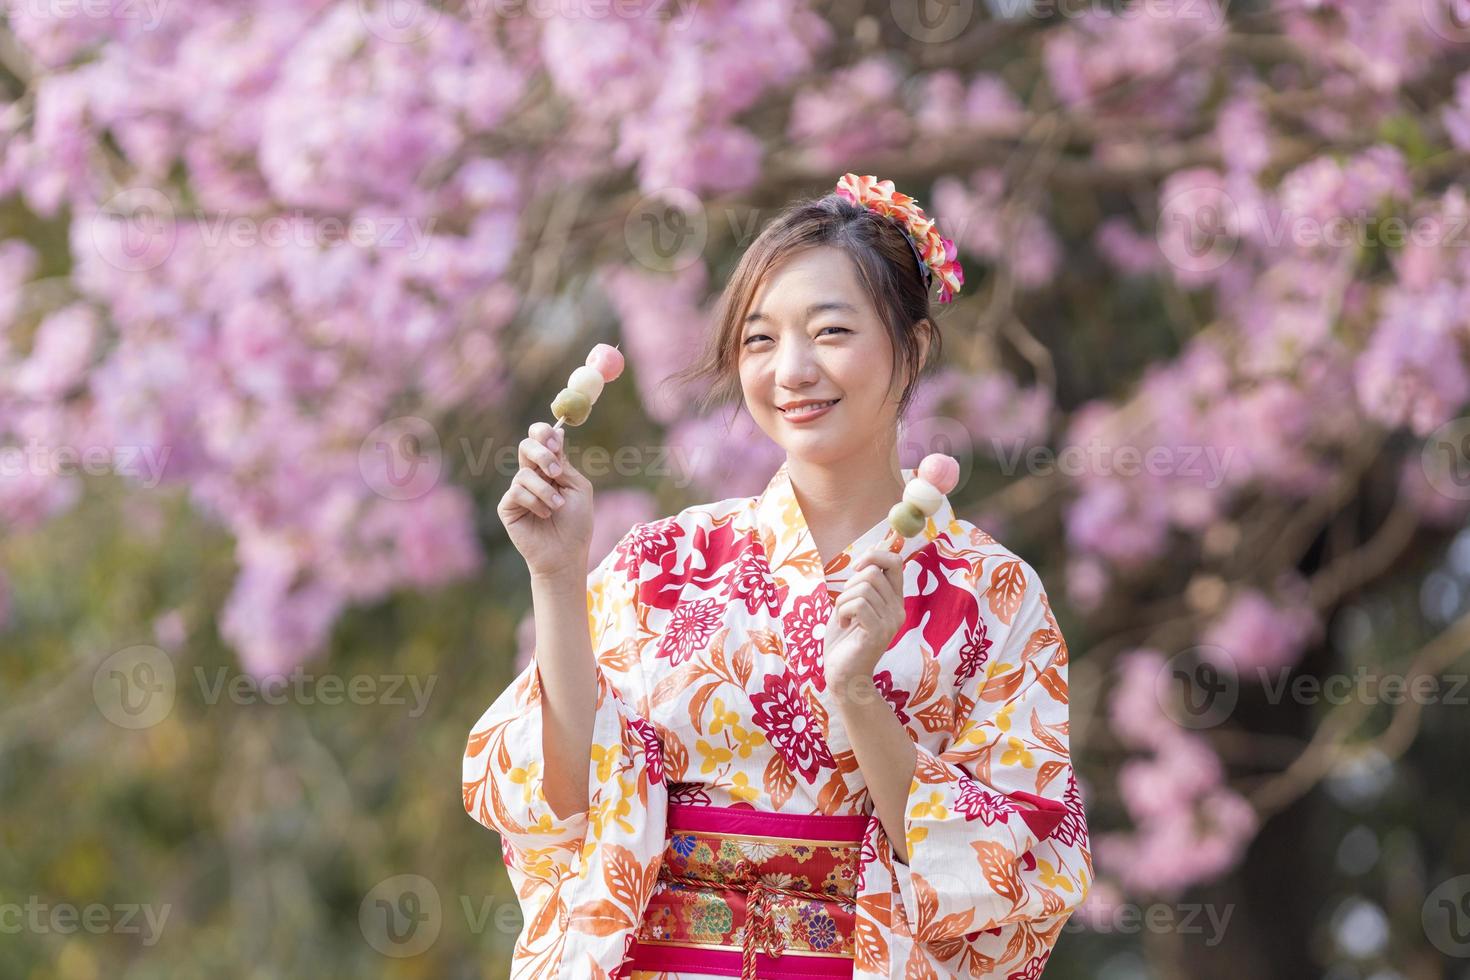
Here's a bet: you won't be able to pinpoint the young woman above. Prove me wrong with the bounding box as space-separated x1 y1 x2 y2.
463 174 1091 980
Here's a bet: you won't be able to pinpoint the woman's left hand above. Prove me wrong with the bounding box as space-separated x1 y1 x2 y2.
822 546 906 695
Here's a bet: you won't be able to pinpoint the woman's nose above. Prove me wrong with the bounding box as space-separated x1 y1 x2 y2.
773 337 819 388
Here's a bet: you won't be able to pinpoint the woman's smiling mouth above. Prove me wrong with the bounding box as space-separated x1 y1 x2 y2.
778 398 840 421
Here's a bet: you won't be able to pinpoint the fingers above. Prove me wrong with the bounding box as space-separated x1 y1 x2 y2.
852 548 902 578
835 592 878 632
512 466 564 517
520 423 563 483
524 422 593 495
848 550 904 601
834 560 905 631
499 422 586 525
503 481 552 520
837 579 887 611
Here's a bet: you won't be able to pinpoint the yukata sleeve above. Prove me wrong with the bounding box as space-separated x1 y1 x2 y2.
892 556 1092 944
462 522 669 966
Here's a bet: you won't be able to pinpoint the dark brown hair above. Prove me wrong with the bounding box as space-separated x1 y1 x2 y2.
667 190 941 421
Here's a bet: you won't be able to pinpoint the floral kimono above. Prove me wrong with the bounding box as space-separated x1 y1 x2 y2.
463 459 1092 979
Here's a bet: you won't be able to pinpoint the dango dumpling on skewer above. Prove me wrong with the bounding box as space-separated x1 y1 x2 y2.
551 343 624 429
886 453 959 539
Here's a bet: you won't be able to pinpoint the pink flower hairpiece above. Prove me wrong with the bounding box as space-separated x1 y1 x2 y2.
833 172 965 304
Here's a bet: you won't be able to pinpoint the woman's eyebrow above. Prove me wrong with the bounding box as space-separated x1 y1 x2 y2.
744 300 859 326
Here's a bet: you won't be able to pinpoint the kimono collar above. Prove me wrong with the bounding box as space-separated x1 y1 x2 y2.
753 458 957 594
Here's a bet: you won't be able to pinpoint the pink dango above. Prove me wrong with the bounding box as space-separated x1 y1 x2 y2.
917 452 960 494
887 453 959 539
586 343 625 383
552 343 623 427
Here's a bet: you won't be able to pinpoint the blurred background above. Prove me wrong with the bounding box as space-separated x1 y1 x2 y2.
2 0 1470 977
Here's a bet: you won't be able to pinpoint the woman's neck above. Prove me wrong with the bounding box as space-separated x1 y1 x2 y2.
787 443 905 568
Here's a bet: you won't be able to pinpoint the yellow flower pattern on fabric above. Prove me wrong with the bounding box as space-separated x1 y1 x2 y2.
1038 858 1073 893
508 762 541 804
709 698 738 735
731 724 766 758
524 814 559 836
1001 736 1035 768
591 743 620 782
910 792 948 821
728 772 759 803
696 739 733 774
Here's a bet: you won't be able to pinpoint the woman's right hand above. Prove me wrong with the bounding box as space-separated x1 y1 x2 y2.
497 422 594 579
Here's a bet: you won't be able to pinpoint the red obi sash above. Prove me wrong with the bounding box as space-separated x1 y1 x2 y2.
626 804 867 979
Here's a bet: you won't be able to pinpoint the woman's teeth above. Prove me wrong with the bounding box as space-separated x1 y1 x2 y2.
781 399 838 417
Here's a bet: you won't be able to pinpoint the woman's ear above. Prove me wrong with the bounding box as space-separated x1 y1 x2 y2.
915 318 933 367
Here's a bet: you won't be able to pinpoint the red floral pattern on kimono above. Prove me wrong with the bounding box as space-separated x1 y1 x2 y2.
463 460 1092 979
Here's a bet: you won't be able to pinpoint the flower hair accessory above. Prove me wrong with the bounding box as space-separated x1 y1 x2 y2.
833 172 964 303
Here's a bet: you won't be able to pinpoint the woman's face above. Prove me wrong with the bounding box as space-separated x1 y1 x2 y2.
737 246 906 465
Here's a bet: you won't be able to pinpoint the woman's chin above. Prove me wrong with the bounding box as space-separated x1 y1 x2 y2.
778 432 855 464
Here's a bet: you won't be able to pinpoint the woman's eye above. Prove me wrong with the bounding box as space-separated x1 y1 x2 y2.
742 327 848 346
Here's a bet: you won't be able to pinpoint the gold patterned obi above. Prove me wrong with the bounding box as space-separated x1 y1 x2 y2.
626 803 868 979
